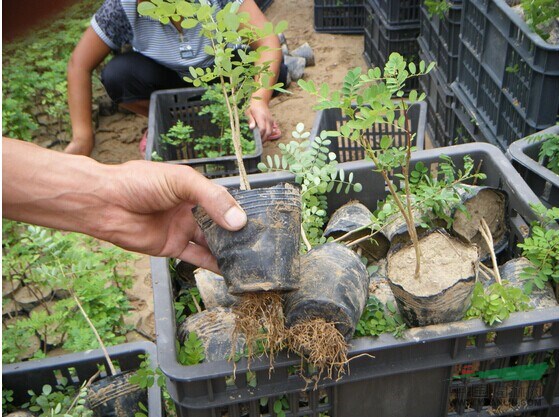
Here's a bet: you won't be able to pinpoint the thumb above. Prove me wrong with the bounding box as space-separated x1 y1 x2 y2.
189 177 247 231
246 110 256 130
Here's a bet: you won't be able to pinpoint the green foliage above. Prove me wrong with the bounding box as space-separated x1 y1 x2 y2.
258 124 362 249
2 221 135 363
2 0 103 141
465 282 531 326
18 379 92 417
177 332 206 365
2 390 13 414
408 155 486 228
529 134 559 175
157 86 256 159
355 296 406 338
520 0 559 41
175 287 204 325
425 0 450 19
259 396 290 417
518 204 559 293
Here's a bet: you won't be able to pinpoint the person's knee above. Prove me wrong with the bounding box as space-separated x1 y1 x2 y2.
101 55 134 102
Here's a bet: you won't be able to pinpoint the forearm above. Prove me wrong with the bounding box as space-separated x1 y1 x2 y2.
67 62 95 141
251 35 282 104
3 138 113 238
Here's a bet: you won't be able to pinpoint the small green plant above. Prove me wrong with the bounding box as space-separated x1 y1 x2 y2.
177 332 206 365
175 287 204 325
2 390 13 415
300 53 435 279
465 281 530 326
2 221 135 362
16 380 92 417
139 1 286 190
425 0 450 18
259 396 290 417
518 204 559 293
527 133 559 175
505 64 520 74
520 0 559 41
258 123 362 249
355 296 406 338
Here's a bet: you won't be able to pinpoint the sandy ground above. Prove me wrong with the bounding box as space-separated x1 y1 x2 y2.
60 0 368 343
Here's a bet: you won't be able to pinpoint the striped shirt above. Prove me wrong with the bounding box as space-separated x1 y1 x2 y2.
91 0 244 76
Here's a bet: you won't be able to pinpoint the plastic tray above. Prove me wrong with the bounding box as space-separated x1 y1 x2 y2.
2 342 163 416
309 102 426 161
313 0 365 34
363 0 420 93
369 0 421 25
456 0 559 147
151 143 559 417
506 125 559 208
146 87 263 179
418 1 462 83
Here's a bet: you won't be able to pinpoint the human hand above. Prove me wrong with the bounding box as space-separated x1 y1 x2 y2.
246 99 281 142
103 161 247 273
64 133 95 156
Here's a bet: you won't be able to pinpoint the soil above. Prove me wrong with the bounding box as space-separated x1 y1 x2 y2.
388 231 479 296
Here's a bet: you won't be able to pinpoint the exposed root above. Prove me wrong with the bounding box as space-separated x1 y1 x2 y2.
232 292 286 369
286 318 349 386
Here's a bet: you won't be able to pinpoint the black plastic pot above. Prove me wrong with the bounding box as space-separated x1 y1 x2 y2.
324 200 389 262
452 186 509 258
387 230 479 327
284 242 369 341
86 371 147 417
194 269 239 308
193 183 302 294
177 307 244 363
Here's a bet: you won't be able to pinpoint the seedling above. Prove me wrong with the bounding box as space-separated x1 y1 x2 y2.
300 53 435 279
527 133 559 175
139 1 286 189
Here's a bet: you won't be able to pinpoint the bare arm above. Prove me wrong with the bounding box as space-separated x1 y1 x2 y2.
3 137 247 272
66 27 112 156
239 0 283 141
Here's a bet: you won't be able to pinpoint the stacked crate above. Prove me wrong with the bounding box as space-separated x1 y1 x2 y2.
363 0 421 93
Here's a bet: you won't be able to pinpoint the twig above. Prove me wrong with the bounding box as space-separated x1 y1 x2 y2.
67 369 101 411
72 291 117 375
478 219 502 284
192 291 202 314
472 159 484 186
478 266 493 282
301 225 312 252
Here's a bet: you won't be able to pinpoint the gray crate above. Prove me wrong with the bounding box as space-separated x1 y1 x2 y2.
146 87 263 179
309 102 426 161
506 125 559 208
2 342 163 416
456 0 559 147
152 143 559 417
314 0 365 34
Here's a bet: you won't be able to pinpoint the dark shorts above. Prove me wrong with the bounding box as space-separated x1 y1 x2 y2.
101 51 288 104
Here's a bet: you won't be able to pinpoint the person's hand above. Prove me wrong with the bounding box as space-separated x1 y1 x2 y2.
246 99 280 142
64 133 95 156
103 160 248 273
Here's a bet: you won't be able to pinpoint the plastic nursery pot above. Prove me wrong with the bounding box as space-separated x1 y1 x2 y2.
382 206 428 246
177 307 244 362
452 186 508 258
195 268 240 308
86 371 147 417
324 200 389 262
487 257 558 310
284 242 370 341
387 229 479 327
193 183 302 294
174 260 197 288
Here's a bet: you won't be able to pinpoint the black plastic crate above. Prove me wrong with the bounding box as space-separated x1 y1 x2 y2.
418 48 461 148
151 143 559 417
255 0 273 12
314 0 365 34
369 0 421 25
363 0 420 93
309 102 426 161
2 342 163 416
418 1 462 83
146 87 263 179
506 125 559 208
456 0 559 148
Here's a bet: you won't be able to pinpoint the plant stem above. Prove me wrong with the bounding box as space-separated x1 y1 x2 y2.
301 224 312 252
72 291 117 375
479 219 502 284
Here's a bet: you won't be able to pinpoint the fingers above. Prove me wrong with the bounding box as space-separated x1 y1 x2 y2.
179 169 247 231
177 242 221 274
